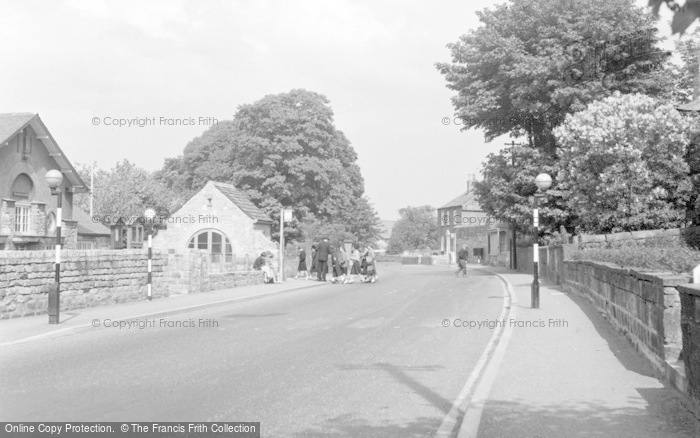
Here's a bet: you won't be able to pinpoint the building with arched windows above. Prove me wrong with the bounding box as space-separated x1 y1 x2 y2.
0 113 89 250
152 181 277 265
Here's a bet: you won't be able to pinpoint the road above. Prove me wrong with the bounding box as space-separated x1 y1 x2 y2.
0 264 505 437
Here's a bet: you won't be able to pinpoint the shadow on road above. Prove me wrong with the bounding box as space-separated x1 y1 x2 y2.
478 396 700 437
295 362 451 437
290 414 439 438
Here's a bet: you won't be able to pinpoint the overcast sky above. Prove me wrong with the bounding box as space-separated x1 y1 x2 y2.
0 0 684 220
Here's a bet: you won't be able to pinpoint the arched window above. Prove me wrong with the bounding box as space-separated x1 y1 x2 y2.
11 173 34 201
187 229 233 263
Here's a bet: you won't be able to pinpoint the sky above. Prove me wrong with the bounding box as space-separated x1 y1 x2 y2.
0 0 688 221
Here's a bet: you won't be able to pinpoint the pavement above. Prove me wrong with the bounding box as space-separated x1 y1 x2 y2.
0 275 328 348
468 265 700 438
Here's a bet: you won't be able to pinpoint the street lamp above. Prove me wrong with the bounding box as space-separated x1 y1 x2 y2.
144 208 156 301
531 173 552 309
45 169 64 324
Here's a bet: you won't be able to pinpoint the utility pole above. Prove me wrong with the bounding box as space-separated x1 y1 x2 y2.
505 141 527 270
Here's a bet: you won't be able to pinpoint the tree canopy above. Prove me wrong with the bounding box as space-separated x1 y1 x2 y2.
387 206 439 253
75 160 176 221
157 89 381 243
436 0 674 155
473 145 569 236
554 92 693 232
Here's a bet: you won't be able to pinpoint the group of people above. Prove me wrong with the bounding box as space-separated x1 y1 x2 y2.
252 251 281 283
294 237 378 284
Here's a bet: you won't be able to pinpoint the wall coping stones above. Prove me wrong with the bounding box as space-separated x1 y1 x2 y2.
678 284 700 297
579 234 607 243
606 232 634 241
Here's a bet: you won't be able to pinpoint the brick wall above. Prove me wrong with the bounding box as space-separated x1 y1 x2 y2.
0 249 168 318
563 260 690 374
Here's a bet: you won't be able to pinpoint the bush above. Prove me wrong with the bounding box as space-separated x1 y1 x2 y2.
570 244 700 274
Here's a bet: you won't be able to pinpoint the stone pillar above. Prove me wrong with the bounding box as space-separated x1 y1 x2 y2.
678 284 700 409
62 220 78 249
1 199 15 236
31 202 46 236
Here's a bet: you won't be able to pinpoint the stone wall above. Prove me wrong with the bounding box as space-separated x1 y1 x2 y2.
0 249 271 318
0 249 168 318
516 244 575 285
563 260 690 374
678 283 700 410
578 227 700 249
164 250 265 295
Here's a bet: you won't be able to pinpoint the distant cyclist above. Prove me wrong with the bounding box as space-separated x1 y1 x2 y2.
456 244 468 277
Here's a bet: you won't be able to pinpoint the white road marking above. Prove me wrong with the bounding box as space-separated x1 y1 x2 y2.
457 272 517 438
435 269 516 438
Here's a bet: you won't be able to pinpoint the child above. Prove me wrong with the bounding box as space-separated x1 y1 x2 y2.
364 245 377 283
344 244 365 284
330 246 345 283
293 246 309 280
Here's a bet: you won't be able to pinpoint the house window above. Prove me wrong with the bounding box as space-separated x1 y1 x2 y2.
46 212 56 236
77 241 94 250
187 229 233 263
15 206 30 233
11 173 34 201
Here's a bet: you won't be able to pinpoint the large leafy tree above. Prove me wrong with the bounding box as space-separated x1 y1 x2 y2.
554 93 693 233
666 27 700 103
387 206 439 253
157 89 380 242
473 145 570 237
75 160 177 221
437 0 674 155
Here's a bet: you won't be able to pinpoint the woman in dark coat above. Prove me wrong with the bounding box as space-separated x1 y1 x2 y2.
309 244 318 279
294 246 309 280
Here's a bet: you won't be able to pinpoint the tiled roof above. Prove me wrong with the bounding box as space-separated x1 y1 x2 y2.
0 113 36 144
211 182 273 223
439 189 481 210
0 113 89 192
73 207 111 236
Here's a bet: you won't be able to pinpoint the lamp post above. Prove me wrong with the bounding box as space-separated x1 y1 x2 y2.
531 173 552 309
45 169 64 324
144 208 156 301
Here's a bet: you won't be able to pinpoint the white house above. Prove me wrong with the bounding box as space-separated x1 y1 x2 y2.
153 181 277 264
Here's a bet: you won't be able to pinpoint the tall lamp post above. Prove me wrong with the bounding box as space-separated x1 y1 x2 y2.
45 170 64 324
531 173 552 309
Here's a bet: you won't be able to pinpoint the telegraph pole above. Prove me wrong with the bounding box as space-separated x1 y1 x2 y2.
505 141 527 270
